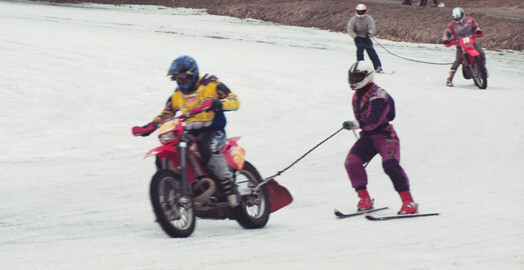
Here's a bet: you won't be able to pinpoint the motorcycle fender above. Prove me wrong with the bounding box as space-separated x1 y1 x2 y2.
222 137 245 171
146 145 198 182
465 47 480 57
145 145 178 159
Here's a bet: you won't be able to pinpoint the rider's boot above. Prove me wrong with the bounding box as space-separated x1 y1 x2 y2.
208 154 239 207
356 189 373 212
446 68 456 87
398 190 419 215
220 178 239 207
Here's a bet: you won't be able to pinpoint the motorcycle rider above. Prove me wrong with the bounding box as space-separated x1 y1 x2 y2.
132 55 241 207
442 7 486 87
342 61 418 215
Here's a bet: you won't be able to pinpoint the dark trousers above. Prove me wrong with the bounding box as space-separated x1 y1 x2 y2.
355 37 382 70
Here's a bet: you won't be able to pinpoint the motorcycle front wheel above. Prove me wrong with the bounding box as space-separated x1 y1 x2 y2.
472 57 487 89
150 169 196 238
232 161 270 229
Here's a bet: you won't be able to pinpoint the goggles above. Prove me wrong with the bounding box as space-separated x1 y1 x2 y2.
171 71 191 84
349 71 368 84
356 10 366 16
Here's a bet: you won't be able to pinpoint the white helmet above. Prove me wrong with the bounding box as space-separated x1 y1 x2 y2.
348 61 374 90
452 7 465 24
355 4 367 18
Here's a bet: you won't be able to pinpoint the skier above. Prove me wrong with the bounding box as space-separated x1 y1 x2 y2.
347 4 383 72
132 55 241 207
342 61 418 215
442 7 486 87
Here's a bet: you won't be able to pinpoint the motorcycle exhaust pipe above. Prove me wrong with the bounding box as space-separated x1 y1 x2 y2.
193 177 216 206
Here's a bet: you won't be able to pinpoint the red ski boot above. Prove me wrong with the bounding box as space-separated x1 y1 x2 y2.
398 190 419 214
356 189 373 212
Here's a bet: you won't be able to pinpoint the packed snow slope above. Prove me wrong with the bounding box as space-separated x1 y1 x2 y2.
1 1 523 269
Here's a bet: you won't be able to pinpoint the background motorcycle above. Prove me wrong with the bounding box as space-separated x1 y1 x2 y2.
145 114 292 238
445 33 487 89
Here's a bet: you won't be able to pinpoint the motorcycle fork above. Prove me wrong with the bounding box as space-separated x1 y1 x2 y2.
178 140 190 197
461 52 474 74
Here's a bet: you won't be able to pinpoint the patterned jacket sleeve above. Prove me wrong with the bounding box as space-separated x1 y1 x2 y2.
442 22 455 41
216 83 240 111
471 17 480 33
152 95 178 126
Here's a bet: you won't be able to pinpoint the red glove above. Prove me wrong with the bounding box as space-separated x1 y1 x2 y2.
187 98 222 116
132 122 157 137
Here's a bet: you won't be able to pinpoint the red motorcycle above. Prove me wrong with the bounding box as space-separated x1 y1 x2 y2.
144 114 292 238
445 33 487 89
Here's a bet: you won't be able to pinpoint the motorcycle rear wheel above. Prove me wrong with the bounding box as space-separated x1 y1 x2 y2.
472 57 487 89
232 161 270 229
150 169 196 238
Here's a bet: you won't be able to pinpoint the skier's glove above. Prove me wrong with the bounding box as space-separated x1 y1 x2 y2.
475 30 482 35
443 40 451 45
132 122 157 137
366 32 371 38
342 120 360 130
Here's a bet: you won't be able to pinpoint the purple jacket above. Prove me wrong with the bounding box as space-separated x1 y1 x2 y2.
352 83 396 137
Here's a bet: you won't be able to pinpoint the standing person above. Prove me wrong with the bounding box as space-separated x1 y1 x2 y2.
347 4 383 72
419 0 439 6
442 7 486 87
401 0 412 6
132 55 241 207
342 61 418 215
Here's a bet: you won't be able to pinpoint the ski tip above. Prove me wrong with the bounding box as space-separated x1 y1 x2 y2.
365 212 440 221
365 215 379 221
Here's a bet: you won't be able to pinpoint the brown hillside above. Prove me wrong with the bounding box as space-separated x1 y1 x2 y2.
38 0 523 51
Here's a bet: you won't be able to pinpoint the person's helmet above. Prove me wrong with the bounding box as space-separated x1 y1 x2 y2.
348 61 374 90
452 7 465 24
167 55 199 93
355 4 367 18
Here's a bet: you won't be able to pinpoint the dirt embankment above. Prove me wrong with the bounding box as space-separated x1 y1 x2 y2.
39 0 523 51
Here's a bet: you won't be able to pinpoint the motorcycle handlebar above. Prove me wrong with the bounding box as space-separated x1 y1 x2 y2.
444 33 484 48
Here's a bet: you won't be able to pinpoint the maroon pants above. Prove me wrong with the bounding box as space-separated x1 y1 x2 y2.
344 132 410 192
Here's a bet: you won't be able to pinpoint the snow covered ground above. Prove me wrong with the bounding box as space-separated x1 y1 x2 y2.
1 1 523 269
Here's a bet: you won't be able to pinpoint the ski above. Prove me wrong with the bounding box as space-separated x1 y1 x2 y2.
376 70 395 75
334 207 388 219
365 212 439 221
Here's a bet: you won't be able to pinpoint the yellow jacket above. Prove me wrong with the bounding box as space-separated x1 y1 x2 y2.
152 74 239 133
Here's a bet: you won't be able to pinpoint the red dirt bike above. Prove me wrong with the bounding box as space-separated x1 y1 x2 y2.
445 33 487 89
144 114 292 238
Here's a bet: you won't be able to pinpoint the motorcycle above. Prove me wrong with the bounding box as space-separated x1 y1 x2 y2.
144 114 292 238
445 33 487 89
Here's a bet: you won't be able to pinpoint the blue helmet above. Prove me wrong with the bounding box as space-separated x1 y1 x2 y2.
167 55 199 93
